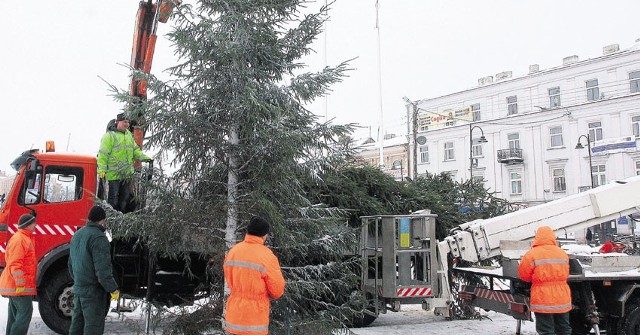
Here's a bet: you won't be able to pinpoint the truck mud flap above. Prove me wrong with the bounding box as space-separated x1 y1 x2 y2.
459 285 531 321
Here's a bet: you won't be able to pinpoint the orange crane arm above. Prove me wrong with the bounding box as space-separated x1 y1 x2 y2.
129 0 178 147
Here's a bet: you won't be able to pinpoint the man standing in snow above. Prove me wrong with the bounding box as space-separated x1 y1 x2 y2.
518 226 572 335
0 214 37 335
97 112 151 213
68 206 119 335
223 216 286 335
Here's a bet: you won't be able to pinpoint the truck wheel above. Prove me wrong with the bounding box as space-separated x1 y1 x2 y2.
38 269 74 335
347 293 378 328
618 301 640 335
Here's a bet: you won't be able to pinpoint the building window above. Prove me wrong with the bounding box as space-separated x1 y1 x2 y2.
419 145 429 163
510 172 522 195
472 138 483 157
592 165 606 187
548 87 561 107
508 133 520 149
549 126 564 148
636 161 640 175
586 79 599 101
471 104 481 121
507 96 518 115
633 116 640 137
631 70 640 94
588 121 603 142
444 142 455 161
552 168 566 192
471 141 483 157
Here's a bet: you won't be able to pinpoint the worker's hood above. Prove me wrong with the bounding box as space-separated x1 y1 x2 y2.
531 226 557 247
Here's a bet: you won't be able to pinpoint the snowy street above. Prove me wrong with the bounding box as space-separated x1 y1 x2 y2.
351 304 536 335
0 298 537 335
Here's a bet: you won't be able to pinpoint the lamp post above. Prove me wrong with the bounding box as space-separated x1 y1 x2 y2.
392 159 404 181
469 124 488 180
575 134 595 188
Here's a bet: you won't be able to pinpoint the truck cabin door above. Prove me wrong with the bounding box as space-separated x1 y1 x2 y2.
12 160 91 262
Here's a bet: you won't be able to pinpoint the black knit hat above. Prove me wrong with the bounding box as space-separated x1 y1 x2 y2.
17 214 36 229
247 216 270 237
115 113 129 122
88 206 107 222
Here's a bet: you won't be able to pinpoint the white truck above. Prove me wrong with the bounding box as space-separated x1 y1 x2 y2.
360 175 640 334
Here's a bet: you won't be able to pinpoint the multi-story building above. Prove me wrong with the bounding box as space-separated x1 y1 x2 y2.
0 171 16 203
407 42 640 206
357 134 409 181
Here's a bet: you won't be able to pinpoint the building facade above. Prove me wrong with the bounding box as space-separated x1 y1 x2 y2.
357 134 409 181
0 172 16 204
408 43 640 206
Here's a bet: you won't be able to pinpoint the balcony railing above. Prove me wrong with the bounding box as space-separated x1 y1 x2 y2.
497 148 524 164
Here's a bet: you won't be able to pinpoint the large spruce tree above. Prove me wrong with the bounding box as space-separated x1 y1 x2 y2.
109 1 365 334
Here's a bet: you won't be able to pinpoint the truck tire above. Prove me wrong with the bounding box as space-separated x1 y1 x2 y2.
347 293 378 328
38 269 74 335
618 300 640 335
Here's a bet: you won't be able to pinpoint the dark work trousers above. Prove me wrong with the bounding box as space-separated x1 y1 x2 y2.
69 291 110 335
6 295 33 335
107 179 131 213
535 312 571 335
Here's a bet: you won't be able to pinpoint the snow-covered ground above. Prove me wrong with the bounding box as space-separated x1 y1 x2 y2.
0 297 150 335
0 298 536 335
352 304 537 335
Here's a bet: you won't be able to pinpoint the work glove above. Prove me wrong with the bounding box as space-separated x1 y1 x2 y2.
15 287 25 294
110 290 120 301
99 171 106 179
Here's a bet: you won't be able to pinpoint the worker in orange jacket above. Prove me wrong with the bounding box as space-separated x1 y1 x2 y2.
223 216 286 335
0 214 38 335
518 226 572 335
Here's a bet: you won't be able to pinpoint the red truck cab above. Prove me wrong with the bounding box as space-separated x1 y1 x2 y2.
1 148 212 335
1 150 97 269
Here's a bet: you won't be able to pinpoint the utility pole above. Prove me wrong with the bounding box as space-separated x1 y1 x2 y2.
375 0 384 168
403 96 418 180
412 103 418 180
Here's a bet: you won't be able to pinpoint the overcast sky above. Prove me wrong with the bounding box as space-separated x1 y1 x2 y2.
1 0 639 175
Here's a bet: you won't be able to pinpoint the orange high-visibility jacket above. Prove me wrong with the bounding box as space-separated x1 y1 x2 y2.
0 229 37 296
518 226 572 314
224 235 286 335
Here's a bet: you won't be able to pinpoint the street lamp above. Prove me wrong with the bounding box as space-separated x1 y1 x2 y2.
392 159 404 181
575 134 595 188
469 124 488 180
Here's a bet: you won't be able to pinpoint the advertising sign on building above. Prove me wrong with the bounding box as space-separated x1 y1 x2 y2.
591 136 638 155
418 106 472 130
383 168 407 181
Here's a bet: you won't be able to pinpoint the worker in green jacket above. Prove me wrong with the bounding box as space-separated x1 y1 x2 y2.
68 206 119 335
97 113 151 212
